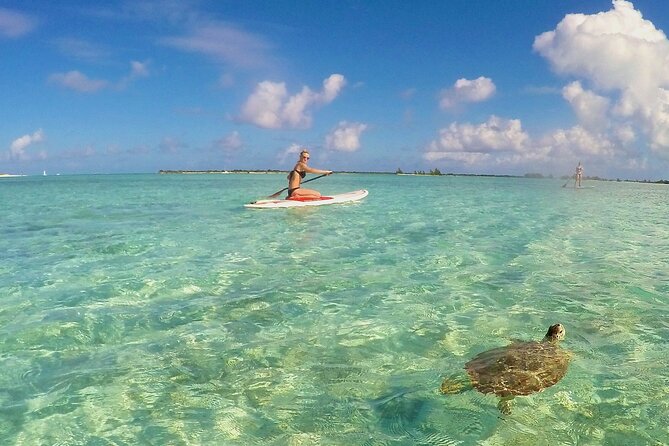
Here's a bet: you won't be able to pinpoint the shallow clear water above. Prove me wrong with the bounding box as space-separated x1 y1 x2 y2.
1 173 668 445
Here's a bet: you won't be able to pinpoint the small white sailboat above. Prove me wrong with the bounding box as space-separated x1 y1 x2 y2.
43 170 47 176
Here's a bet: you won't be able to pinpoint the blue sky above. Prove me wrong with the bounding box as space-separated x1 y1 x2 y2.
2 0 669 180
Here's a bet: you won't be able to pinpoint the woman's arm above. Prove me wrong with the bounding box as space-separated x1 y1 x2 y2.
303 164 332 175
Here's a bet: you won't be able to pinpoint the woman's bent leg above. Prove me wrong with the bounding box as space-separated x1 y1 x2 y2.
291 188 321 199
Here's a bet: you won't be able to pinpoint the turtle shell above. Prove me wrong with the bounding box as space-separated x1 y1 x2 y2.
464 340 570 397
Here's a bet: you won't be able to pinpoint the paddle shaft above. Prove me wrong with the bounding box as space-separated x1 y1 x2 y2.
562 173 575 188
267 173 330 198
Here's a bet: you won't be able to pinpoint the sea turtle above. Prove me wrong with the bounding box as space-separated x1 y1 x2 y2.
440 323 570 414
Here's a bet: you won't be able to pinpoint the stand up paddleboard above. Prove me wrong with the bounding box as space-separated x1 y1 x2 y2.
245 189 368 209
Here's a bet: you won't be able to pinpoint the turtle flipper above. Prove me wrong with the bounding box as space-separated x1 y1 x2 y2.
497 396 514 415
439 374 470 395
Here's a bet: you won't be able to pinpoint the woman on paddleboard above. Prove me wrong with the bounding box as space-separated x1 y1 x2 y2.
287 150 332 199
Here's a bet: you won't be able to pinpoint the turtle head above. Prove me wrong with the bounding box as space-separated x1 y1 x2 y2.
544 323 565 342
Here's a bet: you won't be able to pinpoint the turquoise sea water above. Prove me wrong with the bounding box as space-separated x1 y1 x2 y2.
1 173 668 445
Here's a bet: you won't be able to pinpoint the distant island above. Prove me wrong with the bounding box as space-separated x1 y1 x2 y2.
159 169 281 174
158 169 668 184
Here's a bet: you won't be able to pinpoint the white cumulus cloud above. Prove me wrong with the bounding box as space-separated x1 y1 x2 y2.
48 61 150 93
562 81 611 132
325 121 368 152
9 129 45 160
534 0 668 91
0 8 37 38
119 60 151 89
48 71 110 93
426 116 529 160
537 126 616 159
129 60 150 78
534 0 669 155
240 74 346 129
214 131 243 152
161 22 273 69
159 137 187 154
439 76 496 109
278 143 304 164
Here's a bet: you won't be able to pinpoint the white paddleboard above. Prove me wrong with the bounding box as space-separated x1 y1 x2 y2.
245 189 368 209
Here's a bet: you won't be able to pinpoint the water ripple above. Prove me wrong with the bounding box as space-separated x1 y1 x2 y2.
1 175 669 444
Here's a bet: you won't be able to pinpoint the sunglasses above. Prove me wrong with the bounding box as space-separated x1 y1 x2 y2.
302 155 310 159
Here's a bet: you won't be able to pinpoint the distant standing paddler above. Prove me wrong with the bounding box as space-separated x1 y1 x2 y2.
574 162 583 188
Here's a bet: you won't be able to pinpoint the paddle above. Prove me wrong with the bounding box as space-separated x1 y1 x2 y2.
562 174 573 188
266 173 330 198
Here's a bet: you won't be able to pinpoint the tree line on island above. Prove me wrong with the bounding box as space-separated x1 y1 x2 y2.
396 168 443 175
